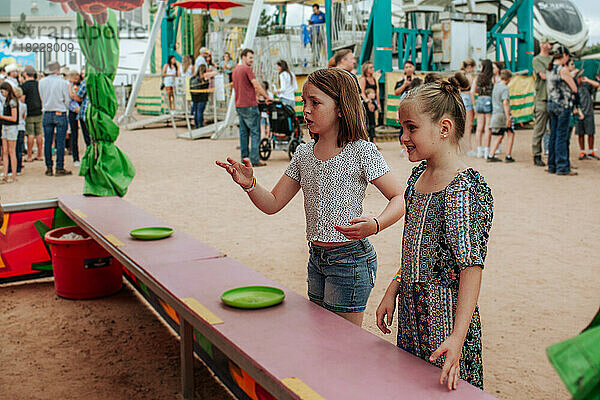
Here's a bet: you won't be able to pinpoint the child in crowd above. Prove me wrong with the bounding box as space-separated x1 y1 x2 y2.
14 87 27 175
364 88 378 145
471 60 494 158
189 64 216 129
259 81 273 138
67 70 82 166
376 77 493 390
394 61 416 96
0 82 20 183
460 59 477 156
575 73 600 160
487 69 515 162
217 68 405 326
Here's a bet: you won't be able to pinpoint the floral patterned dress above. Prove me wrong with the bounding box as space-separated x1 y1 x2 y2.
397 162 493 389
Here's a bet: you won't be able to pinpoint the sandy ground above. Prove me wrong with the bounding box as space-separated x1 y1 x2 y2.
1 117 599 399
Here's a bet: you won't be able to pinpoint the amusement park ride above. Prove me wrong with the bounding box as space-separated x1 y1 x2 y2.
119 0 589 135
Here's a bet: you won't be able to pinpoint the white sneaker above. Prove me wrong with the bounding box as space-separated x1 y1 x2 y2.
466 150 477 157
74 161 80 167
483 147 490 159
476 147 483 158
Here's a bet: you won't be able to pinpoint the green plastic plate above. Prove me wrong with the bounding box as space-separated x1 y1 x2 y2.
129 227 174 240
221 286 285 309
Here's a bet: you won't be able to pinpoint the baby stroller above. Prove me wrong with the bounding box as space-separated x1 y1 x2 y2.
258 100 303 160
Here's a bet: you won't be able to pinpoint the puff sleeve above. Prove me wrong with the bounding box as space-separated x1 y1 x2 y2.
444 170 494 269
284 142 304 182
358 141 390 182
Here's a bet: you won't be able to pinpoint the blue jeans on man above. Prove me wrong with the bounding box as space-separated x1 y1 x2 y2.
547 102 572 174
191 101 207 128
236 106 261 165
43 111 68 171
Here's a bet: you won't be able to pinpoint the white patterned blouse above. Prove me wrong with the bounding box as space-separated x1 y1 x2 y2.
285 139 390 242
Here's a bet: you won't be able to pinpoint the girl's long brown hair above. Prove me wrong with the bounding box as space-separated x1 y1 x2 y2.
306 68 367 146
196 64 208 84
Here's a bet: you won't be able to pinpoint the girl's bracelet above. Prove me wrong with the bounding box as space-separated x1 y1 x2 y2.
373 217 380 234
242 177 256 193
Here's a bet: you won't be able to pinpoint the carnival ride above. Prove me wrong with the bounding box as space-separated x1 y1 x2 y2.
117 0 589 136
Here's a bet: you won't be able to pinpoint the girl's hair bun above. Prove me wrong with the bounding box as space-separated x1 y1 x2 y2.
440 79 460 96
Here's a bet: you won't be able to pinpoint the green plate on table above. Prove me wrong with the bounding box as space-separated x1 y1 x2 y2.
221 286 285 309
129 227 174 240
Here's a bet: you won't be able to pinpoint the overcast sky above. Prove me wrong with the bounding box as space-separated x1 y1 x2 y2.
577 0 600 45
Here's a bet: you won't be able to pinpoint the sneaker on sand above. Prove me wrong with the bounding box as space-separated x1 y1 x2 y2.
45 168 53 176
505 155 515 163
579 153 588 160
74 161 80 167
588 153 600 160
55 169 72 176
487 156 502 163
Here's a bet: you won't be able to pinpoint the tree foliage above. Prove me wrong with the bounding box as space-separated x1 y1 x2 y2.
257 9 276 37
583 43 600 57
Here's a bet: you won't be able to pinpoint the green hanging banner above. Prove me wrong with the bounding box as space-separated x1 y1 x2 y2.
77 11 135 197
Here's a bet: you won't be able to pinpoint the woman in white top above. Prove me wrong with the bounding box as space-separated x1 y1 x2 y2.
162 55 179 110
181 55 194 78
217 68 405 327
275 60 297 110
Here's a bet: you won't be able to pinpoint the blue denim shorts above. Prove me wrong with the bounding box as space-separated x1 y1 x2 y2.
307 238 377 313
460 92 474 111
475 96 492 114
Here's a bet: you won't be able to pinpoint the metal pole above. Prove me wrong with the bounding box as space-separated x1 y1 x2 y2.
213 0 264 139
118 0 168 126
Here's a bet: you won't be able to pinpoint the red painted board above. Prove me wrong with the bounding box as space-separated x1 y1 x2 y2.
58 195 221 265
0 208 54 280
150 257 497 400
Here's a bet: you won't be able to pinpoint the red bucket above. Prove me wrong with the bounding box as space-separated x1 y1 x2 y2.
45 226 122 299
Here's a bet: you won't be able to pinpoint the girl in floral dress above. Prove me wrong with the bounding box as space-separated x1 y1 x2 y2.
376 76 494 390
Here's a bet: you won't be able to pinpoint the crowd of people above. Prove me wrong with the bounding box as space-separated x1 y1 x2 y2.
0 61 90 183
162 48 238 129
389 42 600 173
532 38 599 176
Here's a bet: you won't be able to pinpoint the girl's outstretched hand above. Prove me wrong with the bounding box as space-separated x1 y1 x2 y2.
334 217 377 240
429 334 464 390
375 288 397 334
216 157 254 188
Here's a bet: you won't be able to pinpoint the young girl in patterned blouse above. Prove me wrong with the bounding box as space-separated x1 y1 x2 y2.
375 77 494 390
217 68 405 326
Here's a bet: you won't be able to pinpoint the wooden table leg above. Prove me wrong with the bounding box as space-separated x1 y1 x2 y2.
181 319 194 399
